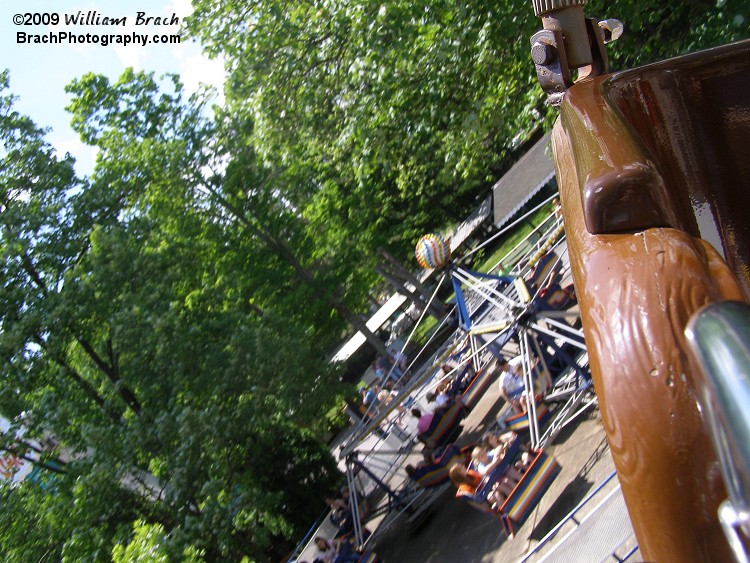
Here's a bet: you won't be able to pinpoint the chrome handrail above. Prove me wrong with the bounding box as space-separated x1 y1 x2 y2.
686 300 750 563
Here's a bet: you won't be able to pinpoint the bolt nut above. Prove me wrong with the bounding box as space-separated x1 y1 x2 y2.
531 42 553 65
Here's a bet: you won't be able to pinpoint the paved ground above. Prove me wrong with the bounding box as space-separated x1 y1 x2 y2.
370 374 638 563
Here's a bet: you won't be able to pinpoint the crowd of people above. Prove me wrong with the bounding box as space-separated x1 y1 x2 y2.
373 350 408 384
397 354 538 512
302 486 372 563
322 350 541 559
356 349 415 435
429 354 540 514
305 221 577 558
448 429 533 513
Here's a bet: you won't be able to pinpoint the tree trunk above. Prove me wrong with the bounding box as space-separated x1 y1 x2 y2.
375 250 444 320
377 248 439 302
374 264 444 321
202 183 388 356
20 254 142 415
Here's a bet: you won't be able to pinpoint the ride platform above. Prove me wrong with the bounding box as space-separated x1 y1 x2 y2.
372 378 640 562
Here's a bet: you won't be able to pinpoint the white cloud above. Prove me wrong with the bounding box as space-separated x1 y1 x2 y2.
176 50 225 105
53 135 99 175
166 0 226 103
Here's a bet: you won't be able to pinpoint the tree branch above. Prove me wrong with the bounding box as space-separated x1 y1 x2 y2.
32 333 123 424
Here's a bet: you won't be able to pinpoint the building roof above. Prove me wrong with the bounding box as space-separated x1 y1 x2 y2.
449 196 492 254
333 135 555 365
332 197 494 364
331 293 408 362
492 131 555 227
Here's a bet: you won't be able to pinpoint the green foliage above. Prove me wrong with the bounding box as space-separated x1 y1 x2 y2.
323 394 353 435
1 71 343 561
0 2 746 560
589 0 749 70
112 521 172 563
186 0 748 303
186 0 547 301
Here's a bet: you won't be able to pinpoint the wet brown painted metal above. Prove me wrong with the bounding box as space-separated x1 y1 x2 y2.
606 41 750 297
552 40 750 562
560 77 694 235
564 39 750 294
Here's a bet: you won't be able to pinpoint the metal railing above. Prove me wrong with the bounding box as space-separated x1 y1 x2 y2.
686 300 750 563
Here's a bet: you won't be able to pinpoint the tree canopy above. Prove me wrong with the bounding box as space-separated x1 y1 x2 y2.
0 70 343 561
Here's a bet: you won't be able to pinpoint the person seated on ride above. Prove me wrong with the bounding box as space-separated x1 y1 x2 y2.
314 536 368 563
411 407 435 434
411 393 457 428
444 361 480 396
449 463 481 494
448 463 506 507
471 445 527 508
404 449 436 479
426 389 450 408
482 430 516 452
328 486 373 541
331 508 357 544
498 357 528 414
472 445 511 477
329 484 371 524
436 377 452 394
326 498 351 529
482 432 534 471
553 197 563 220
421 448 436 463
415 394 467 449
440 362 474 393
328 482 352 504
313 536 339 563
330 537 373 563
325 485 353 527
326 501 346 528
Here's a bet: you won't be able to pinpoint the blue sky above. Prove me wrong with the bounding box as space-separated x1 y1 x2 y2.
1 0 224 174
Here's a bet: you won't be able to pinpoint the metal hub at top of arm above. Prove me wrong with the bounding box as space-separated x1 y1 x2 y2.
529 0 622 106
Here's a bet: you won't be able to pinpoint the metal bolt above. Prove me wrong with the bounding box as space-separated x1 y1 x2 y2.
531 42 553 65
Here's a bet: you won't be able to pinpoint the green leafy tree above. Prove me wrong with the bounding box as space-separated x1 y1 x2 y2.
1 70 343 561
185 0 748 279
67 69 391 355
589 0 749 69
186 0 544 275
